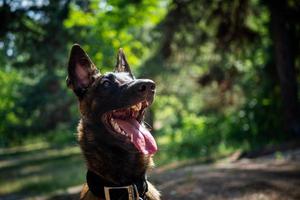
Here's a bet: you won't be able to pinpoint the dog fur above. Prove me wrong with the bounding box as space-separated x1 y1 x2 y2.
67 44 160 200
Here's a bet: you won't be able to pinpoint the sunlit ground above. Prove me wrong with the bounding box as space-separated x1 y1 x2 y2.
0 134 201 198
1 135 300 200
0 142 85 198
0 134 174 198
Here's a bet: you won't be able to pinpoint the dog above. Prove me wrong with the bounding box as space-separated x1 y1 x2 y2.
66 44 161 200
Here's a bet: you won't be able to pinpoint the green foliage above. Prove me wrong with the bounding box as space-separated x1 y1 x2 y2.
0 69 22 146
0 0 299 158
0 143 84 196
0 0 300 197
64 0 167 72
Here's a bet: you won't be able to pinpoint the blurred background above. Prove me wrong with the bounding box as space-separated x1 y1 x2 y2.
0 0 300 199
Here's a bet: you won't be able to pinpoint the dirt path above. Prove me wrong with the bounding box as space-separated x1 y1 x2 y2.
151 150 300 200
48 149 300 200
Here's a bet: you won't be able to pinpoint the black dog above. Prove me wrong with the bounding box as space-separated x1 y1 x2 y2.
67 44 160 200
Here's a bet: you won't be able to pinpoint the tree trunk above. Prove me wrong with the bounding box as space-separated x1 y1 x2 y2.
267 0 300 137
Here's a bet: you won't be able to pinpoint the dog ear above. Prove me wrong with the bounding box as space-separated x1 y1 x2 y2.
115 48 134 79
66 44 100 97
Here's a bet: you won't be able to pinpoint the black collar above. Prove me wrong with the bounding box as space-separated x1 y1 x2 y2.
86 170 148 200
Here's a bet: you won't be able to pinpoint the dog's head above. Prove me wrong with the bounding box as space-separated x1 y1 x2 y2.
67 44 157 155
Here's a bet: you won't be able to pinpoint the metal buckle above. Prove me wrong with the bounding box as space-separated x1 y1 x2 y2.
104 185 139 200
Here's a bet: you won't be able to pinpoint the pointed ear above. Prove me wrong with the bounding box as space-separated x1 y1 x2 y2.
114 48 134 79
66 44 100 97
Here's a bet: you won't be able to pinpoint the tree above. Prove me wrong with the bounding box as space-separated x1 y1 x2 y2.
149 0 300 139
0 0 167 145
266 0 300 137
0 0 74 143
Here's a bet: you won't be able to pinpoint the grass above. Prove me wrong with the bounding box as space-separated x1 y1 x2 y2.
0 130 239 199
0 133 179 199
0 132 178 199
154 134 239 166
0 140 85 199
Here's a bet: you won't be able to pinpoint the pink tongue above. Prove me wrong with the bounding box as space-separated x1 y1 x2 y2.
115 119 158 154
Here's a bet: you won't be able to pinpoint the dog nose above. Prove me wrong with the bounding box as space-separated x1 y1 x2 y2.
137 79 156 94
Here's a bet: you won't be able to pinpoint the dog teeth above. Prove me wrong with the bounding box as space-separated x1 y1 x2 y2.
137 103 142 110
110 118 130 136
114 124 120 132
110 118 121 133
131 103 142 111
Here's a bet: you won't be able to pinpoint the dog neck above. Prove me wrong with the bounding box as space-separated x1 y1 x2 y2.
86 169 148 200
77 119 152 185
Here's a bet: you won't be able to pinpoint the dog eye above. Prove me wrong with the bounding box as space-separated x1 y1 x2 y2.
102 80 111 87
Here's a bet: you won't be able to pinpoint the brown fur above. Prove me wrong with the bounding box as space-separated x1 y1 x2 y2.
67 44 160 200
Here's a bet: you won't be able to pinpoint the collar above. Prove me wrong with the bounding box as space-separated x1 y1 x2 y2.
86 170 148 200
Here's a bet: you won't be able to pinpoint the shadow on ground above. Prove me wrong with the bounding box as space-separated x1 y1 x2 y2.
0 145 85 200
1 147 300 200
48 150 300 200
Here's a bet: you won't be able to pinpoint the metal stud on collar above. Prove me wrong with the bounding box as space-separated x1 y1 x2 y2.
104 184 140 200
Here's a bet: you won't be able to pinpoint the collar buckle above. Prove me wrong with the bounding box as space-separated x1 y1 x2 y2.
104 184 140 200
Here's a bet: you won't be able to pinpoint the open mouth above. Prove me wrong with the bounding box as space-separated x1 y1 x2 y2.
102 100 158 155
